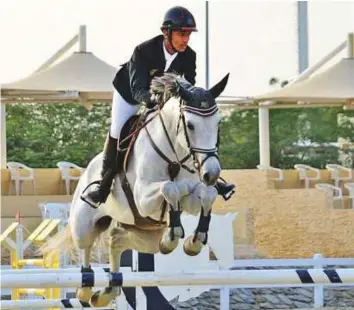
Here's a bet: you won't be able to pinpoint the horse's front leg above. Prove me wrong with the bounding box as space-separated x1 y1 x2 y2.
158 180 187 254
134 178 191 254
183 184 218 256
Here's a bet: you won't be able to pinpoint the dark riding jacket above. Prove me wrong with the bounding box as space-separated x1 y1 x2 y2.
112 35 196 105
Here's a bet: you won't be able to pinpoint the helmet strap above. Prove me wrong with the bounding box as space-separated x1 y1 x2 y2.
167 29 179 54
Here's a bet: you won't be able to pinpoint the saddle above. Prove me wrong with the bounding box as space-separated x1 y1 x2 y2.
117 112 167 231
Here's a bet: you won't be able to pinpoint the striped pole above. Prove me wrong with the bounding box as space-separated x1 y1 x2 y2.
0 298 112 309
1 269 354 289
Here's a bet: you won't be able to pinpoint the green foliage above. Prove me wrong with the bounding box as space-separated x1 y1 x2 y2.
5 103 354 169
6 103 111 168
218 107 354 169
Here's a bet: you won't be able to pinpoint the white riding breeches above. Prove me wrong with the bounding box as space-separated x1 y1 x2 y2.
110 89 140 140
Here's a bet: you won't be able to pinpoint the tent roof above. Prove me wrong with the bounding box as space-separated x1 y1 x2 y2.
1 52 117 103
254 58 354 105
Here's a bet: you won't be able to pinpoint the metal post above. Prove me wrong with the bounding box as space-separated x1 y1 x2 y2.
297 1 309 73
313 253 324 308
205 1 210 89
258 108 270 167
348 33 354 58
220 286 230 310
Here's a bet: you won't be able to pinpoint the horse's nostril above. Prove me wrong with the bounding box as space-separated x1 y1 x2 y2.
203 173 210 184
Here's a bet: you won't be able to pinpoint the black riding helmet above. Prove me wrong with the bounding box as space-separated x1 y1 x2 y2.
161 6 197 52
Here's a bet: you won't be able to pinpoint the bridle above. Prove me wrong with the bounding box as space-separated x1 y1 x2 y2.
144 99 220 181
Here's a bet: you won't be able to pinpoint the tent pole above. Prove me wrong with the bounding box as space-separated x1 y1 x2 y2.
79 25 87 53
347 33 354 58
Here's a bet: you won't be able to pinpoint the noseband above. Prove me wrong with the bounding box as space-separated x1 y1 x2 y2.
177 102 219 171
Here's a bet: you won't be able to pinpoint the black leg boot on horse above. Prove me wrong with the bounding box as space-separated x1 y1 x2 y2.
81 134 122 209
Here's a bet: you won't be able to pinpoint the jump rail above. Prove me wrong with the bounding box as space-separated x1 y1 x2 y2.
0 298 112 309
2 268 354 289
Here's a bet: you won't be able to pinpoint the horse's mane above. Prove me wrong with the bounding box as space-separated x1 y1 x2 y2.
150 73 193 106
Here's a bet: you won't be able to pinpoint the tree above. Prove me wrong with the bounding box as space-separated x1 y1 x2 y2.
218 107 354 169
6 102 354 169
6 103 111 167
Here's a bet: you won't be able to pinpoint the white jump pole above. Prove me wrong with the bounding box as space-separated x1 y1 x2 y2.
1 267 110 274
2 269 354 289
0 299 113 309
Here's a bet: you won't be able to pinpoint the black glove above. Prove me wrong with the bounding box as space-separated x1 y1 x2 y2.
145 98 157 109
139 91 156 109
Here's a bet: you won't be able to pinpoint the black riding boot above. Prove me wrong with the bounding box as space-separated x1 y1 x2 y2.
81 134 119 209
215 179 236 201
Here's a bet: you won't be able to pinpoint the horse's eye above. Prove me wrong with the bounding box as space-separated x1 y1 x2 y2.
187 122 194 131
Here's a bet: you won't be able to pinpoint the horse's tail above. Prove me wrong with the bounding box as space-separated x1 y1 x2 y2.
38 223 77 264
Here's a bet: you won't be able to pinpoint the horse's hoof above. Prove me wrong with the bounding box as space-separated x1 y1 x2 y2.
159 238 179 254
76 287 93 302
90 288 117 307
183 235 203 256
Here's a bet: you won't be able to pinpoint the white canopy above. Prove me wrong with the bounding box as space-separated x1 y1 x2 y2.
1 51 117 104
254 58 354 107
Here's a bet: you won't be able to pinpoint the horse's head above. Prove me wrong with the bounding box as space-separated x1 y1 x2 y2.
150 73 229 186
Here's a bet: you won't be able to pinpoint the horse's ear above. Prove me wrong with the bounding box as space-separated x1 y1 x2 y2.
176 81 192 102
208 73 230 98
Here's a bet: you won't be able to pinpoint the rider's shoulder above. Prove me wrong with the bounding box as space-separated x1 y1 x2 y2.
134 35 163 52
184 45 196 57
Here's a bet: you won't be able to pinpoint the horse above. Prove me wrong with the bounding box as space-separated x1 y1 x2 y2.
42 72 230 307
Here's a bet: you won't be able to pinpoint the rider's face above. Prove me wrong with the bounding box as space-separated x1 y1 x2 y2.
171 30 192 52
164 30 192 53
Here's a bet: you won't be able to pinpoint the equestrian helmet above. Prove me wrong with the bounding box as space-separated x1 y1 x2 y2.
161 6 197 32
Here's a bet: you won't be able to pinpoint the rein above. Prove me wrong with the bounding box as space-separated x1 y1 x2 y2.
144 100 220 181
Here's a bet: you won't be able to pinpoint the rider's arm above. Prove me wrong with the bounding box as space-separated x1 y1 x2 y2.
183 50 196 86
128 46 155 108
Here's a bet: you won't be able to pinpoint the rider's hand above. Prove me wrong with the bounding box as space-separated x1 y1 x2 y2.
144 93 162 109
145 98 157 109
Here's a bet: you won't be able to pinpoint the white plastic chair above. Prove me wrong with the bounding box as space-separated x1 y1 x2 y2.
344 183 354 209
56 161 83 195
7 162 36 195
315 183 344 208
294 164 321 189
256 164 284 182
325 164 353 188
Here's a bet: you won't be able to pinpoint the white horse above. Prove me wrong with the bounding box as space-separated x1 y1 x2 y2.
43 73 229 307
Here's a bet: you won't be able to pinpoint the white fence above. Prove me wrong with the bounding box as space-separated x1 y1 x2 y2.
1 253 354 309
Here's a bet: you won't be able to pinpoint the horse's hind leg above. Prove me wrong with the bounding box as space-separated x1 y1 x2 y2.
71 209 111 302
90 225 127 307
76 248 94 301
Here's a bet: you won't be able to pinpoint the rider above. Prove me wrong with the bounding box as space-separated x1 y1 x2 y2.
83 6 235 209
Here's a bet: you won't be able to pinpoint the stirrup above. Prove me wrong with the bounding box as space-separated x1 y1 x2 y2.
80 180 102 209
217 177 236 201
222 188 235 201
